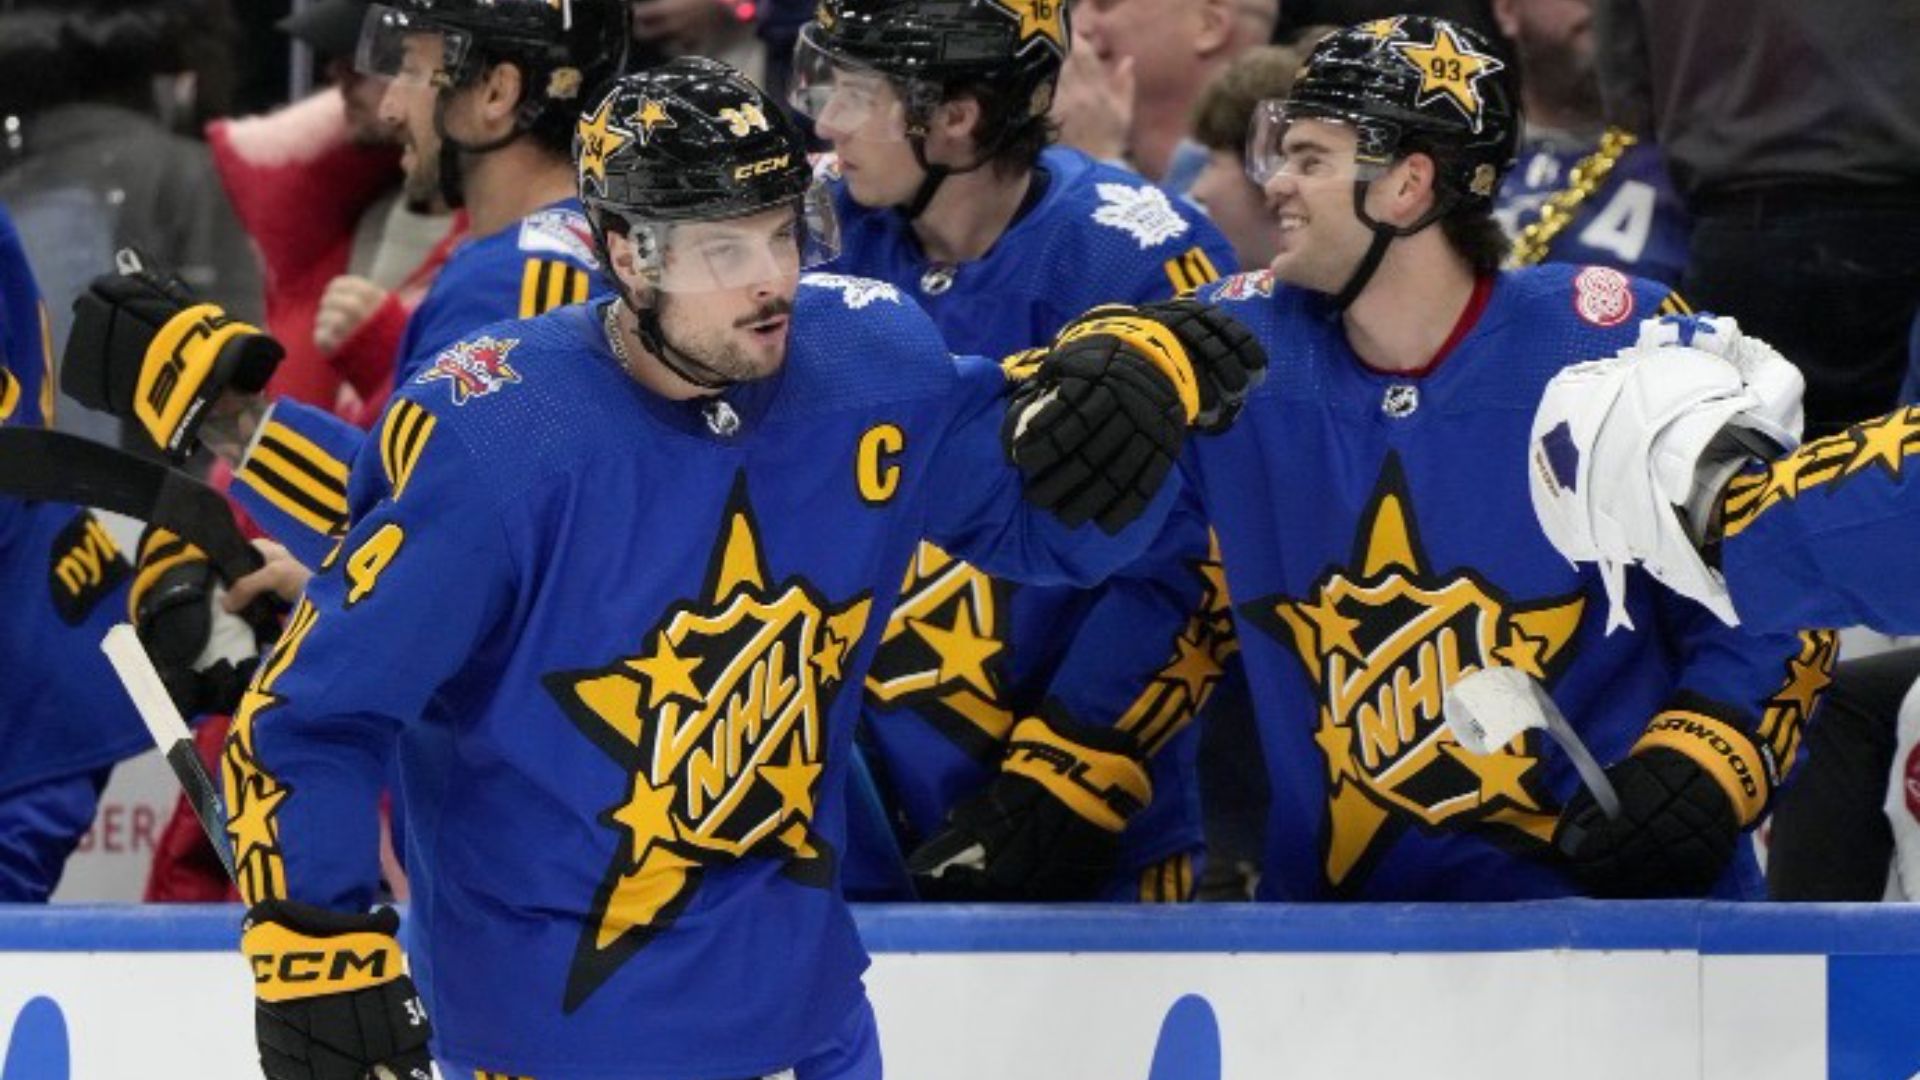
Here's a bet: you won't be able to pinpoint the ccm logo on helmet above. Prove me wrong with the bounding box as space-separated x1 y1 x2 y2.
251 947 391 986
735 154 792 180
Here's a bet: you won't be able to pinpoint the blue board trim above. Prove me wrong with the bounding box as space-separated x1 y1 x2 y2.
5 901 1920 955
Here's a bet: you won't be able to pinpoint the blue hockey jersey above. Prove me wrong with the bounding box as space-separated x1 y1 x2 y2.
1185 263 1832 901
1495 130 1690 285
0 204 149 800
1721 404 1920 634
228 199 604 566
223 276 1175 1078
824 147 1239 900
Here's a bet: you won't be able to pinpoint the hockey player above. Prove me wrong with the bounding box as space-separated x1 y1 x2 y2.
1528 315 1920 638
1180 17 1830 901
0 205 154 899
64 0 625 571
791 0 1240 901
76 60 1262 1078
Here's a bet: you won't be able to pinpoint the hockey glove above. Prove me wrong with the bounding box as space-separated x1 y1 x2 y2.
64 253 282 460
1129 299 1268 433
129 527 280 718
243 901 433 1080
1555 708 1773 898
906 712 1151 900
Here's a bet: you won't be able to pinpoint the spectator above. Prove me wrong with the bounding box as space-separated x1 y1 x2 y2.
1491 0 1687 283
1188 44 1314 270
1597 0 1920 436
0 0 262 445
1062 0 1277 190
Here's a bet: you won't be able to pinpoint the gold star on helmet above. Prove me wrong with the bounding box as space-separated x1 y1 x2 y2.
630 97 679 147
985 0 1068 57
1391 24 1505 130
1356 17 1404 39
577 95 632 193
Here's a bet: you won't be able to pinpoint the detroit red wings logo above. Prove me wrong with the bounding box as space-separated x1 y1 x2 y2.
416 336 522 405
1573 266 1633 328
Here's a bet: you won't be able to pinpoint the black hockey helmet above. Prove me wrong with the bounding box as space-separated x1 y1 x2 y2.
1249 15 1519 210
794 0 1069 130
357 0 628 156
577 57 836 292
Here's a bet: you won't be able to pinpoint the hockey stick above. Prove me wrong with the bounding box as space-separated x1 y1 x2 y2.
1443 666 1623 820
0 428 263 584
99 623 237 879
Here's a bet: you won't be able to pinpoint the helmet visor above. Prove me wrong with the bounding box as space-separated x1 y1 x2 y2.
356 4 474 87
789 27 913 142
1244 101 1394 186
630 184 841 294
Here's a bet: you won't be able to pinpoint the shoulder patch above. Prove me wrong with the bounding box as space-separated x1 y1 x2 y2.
801 273 902 309
1572 265 1634 327
1092 181 1191 250
517 208 599 268
416 335 523 405
1215 269 1276 301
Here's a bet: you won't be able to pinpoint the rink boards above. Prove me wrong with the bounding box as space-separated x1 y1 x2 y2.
1 901 1917 1079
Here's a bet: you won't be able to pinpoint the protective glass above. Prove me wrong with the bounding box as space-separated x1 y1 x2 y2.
355 4 473 87
788 27 913 141
1244 101 1392 186
632 185 842 293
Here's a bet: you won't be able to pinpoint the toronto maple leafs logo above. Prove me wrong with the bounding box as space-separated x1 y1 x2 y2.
1092 183 1191 250
802 273 902 310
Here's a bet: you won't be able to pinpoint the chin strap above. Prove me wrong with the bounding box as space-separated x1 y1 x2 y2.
896 111 1044 221
1325 180 1458 313
636 304 737 391
431 87 526 210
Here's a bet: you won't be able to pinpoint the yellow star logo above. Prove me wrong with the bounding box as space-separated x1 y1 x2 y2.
907 605 1002 698
576 95 632 193
544 474 867 1010
630 98 678 146
1356 17 1403 39
984 0 1067 56
1775 648 1834 719
1842 407 1920 478
225 772 289 866
1244 455 1583 893
627 636 702 708
1392 24 1505 130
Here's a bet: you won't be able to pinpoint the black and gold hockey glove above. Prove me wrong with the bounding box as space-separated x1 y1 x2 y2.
906 711 1152 901
1002 303 1267 533
243 901 433 1080
129 526 279 718
1555 707 1772 898
64 254 282 460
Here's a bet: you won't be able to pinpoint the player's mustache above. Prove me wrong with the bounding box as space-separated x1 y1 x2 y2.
735 299 794 328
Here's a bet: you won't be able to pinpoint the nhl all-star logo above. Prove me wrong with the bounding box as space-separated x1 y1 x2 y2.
1240 456 1587 894
543 474 871 1011
1092 183 1191 250
802 273 902 309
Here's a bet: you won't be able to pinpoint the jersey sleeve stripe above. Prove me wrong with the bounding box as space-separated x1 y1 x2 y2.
379 400 438 502
569 267 591 305
519 260 544 319
255 420 351 486
0 367 18 424
238 437 350 537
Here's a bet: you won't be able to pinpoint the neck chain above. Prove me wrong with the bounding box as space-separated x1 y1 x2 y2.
603 300 643 381
1507 126 1636 268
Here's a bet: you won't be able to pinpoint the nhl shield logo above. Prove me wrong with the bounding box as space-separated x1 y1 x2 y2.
1241 456 1586 893
545 474 871 1010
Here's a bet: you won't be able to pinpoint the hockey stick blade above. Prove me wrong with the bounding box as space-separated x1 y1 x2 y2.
0 428 263 583
1444 666 1622 820
100 623 237 881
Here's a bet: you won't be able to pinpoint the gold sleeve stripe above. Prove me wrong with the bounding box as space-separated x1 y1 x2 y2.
238 421 351 536
1137 853 1196 903
520 260 590 318
1754 630 1838 778
1163 246 1223 298
224 598 319 905
1657 292 1694 317
0 366 18 423
37 302 53 426
379 399 438 502
1632 710 1770 826
1724 409 1920 539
